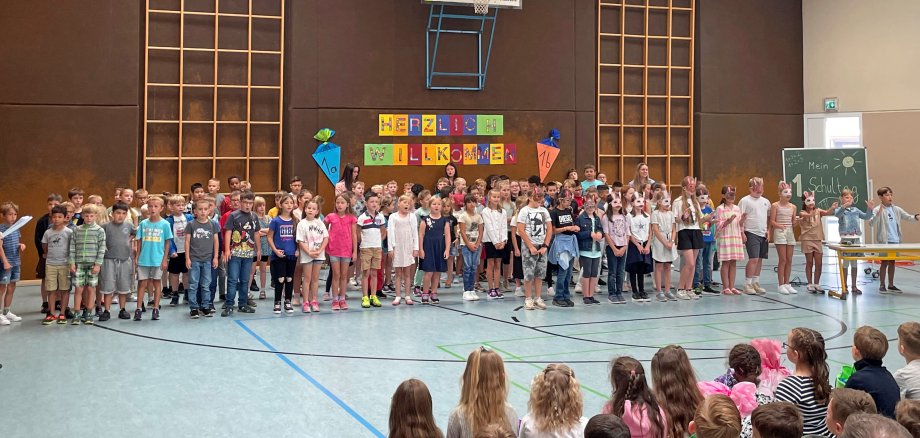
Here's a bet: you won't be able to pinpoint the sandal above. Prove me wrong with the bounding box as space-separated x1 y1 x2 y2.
392 296 402 306
722 288 733 295
259 291 266 300
405 297 415 306
731 288 742 295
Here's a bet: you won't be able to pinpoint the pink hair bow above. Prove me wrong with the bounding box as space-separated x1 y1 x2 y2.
697 381 758 417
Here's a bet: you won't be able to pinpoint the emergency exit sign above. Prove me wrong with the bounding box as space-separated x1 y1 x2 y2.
824 97 838 112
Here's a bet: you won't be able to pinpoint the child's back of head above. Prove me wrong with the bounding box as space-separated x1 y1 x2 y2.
584 414 630 438
855 325 890 361
898 322 920 360
690 394 741 438
388 378 443 438
828 388 878 436
608 356 664 437
751 401 803 438
841 413 911 438
895 399 920 437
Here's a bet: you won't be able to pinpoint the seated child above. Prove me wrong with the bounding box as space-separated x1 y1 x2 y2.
750 402 803 438
895 322 920 401
518 363 588 437
688 394 741 438
842 413 912 438
845 325 902 418
826 388 877 436
895 399 920 437
584 414 630 438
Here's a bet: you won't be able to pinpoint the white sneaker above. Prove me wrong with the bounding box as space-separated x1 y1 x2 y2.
469 291 480 301
524 298 535 310
0 314 9 325
534 296 547 309
462 291 474 301
785 284 798 294
514 287 525 297
778 285 790 295
675 290 691 300
4 311 21 322
128 293 138 302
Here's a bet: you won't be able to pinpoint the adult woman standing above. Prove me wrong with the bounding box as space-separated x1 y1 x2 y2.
336 163 360 195
628 162 657 188
444 162 460 186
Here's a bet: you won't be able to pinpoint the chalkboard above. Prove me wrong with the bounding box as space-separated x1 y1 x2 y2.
782 148 870 213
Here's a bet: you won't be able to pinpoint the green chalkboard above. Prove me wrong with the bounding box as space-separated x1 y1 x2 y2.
782 148 870 213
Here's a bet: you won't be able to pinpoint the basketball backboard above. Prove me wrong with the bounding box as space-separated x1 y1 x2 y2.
422 0 523 10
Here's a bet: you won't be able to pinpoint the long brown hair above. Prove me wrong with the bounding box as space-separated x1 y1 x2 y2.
388 379 443 438
527 364 584 433
458 348 512 436
789 327 831 405
610 357 664 437
652 345 704 438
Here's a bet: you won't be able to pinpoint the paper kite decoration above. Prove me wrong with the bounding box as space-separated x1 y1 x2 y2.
312 128 341 186
536 128 560 182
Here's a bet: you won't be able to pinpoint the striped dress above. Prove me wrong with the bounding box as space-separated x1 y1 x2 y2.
716 204 744 261
773 375 832 437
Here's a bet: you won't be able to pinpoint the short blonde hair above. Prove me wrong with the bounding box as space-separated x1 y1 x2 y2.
693 394 741 438
81 204 100 216
147 195 164 207
167 194 186 206
0 202 19 215
254 196 266 211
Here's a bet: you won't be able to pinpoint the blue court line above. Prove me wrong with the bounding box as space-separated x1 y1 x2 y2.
235 320 385 437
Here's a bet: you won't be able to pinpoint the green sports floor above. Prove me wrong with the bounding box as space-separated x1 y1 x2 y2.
2 251 919 437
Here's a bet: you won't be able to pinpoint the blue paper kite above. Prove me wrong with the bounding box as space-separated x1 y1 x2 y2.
312 128 341 186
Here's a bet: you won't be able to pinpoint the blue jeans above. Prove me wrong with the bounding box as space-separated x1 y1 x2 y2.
188 260 212 310
693 241 714 287
460 245 482 291
226 256 254 308
554 263 573 301
605 246 627 296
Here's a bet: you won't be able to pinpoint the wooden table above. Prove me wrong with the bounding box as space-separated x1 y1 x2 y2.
827 243 920 299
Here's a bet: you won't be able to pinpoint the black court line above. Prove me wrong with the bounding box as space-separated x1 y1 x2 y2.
754 295 849 342
529 306 795 329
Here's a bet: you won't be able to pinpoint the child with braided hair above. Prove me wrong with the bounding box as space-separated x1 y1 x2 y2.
602 356 667 438
774 327 834 437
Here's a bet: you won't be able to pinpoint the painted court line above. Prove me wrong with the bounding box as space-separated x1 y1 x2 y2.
235 320 385 438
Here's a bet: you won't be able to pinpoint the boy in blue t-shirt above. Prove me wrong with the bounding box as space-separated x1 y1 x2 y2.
693 187 718 294
0 202 26 325
135 196 174 321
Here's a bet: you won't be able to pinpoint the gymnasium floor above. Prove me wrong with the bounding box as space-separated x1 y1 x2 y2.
2 251 919 437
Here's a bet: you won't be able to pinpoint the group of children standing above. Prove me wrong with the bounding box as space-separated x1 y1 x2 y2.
1 163 918 325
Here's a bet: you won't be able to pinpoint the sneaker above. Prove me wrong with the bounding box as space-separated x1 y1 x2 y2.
880 287 895 295
786 284 798 294
284 301 294 314
247 298 257 307
151 308 160 320
331 300 341 311
202 308 213 317
574 283 583 294
514 287 525 297
665 291 677 301
753 282 766 294
322 292 331 301
134 309 143 321
690 290 701 300
83 312 95 324
495 290 505 299
370 295 382 307
4 311 22 322
656 292 667 302
778 285 790 295
607 294 618 304
534 297 547 309
584 297 595 305
349 278 360 289
99 310 110 322
220 307 232 317
631 293 643 302
413 286 422 297
564 299 576 307
118 309 130 319
430 294 440 304
340 300 349 310
170 294 179 306
640 292 652 302
589 297 601 304
888 285 903 294
524 298 535 310
743 284 757 295
375 290 387 299
128 293 137 302
598 277 607 286
462 291 474 301
57 314 67 324
250 281 260 292
259 291 267 300
42 314 56 325
238 305 255 313
487 289 500 300
190 309 200 319
615 294 627 304
147 298 155 306
361 296 371 308
385 283 395 292
302 303 311 313
274 302 283 313
701 286 720 296
675 290 691 300
421 294 430 304
552 299 568 307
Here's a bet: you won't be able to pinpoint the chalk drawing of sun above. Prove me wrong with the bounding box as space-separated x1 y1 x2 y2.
833 150 863 176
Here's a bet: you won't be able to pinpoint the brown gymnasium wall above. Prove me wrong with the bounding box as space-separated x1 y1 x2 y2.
287 0 598 202
693 0 803 195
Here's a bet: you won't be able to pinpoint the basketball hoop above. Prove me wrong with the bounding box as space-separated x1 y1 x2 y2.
473 0 490 15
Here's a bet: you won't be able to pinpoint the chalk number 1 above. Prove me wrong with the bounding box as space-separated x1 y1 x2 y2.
792 173 802 197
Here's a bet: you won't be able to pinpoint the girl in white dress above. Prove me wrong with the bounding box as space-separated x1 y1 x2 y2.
651 192 677 302
387 195 419 305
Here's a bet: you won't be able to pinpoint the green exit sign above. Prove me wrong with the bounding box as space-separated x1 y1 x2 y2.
824 97 838 112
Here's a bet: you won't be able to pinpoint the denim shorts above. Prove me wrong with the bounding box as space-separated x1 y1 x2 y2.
0 264 21 284
328 256 352 263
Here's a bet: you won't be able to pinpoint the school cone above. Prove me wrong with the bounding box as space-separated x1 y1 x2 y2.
536 142 560 182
